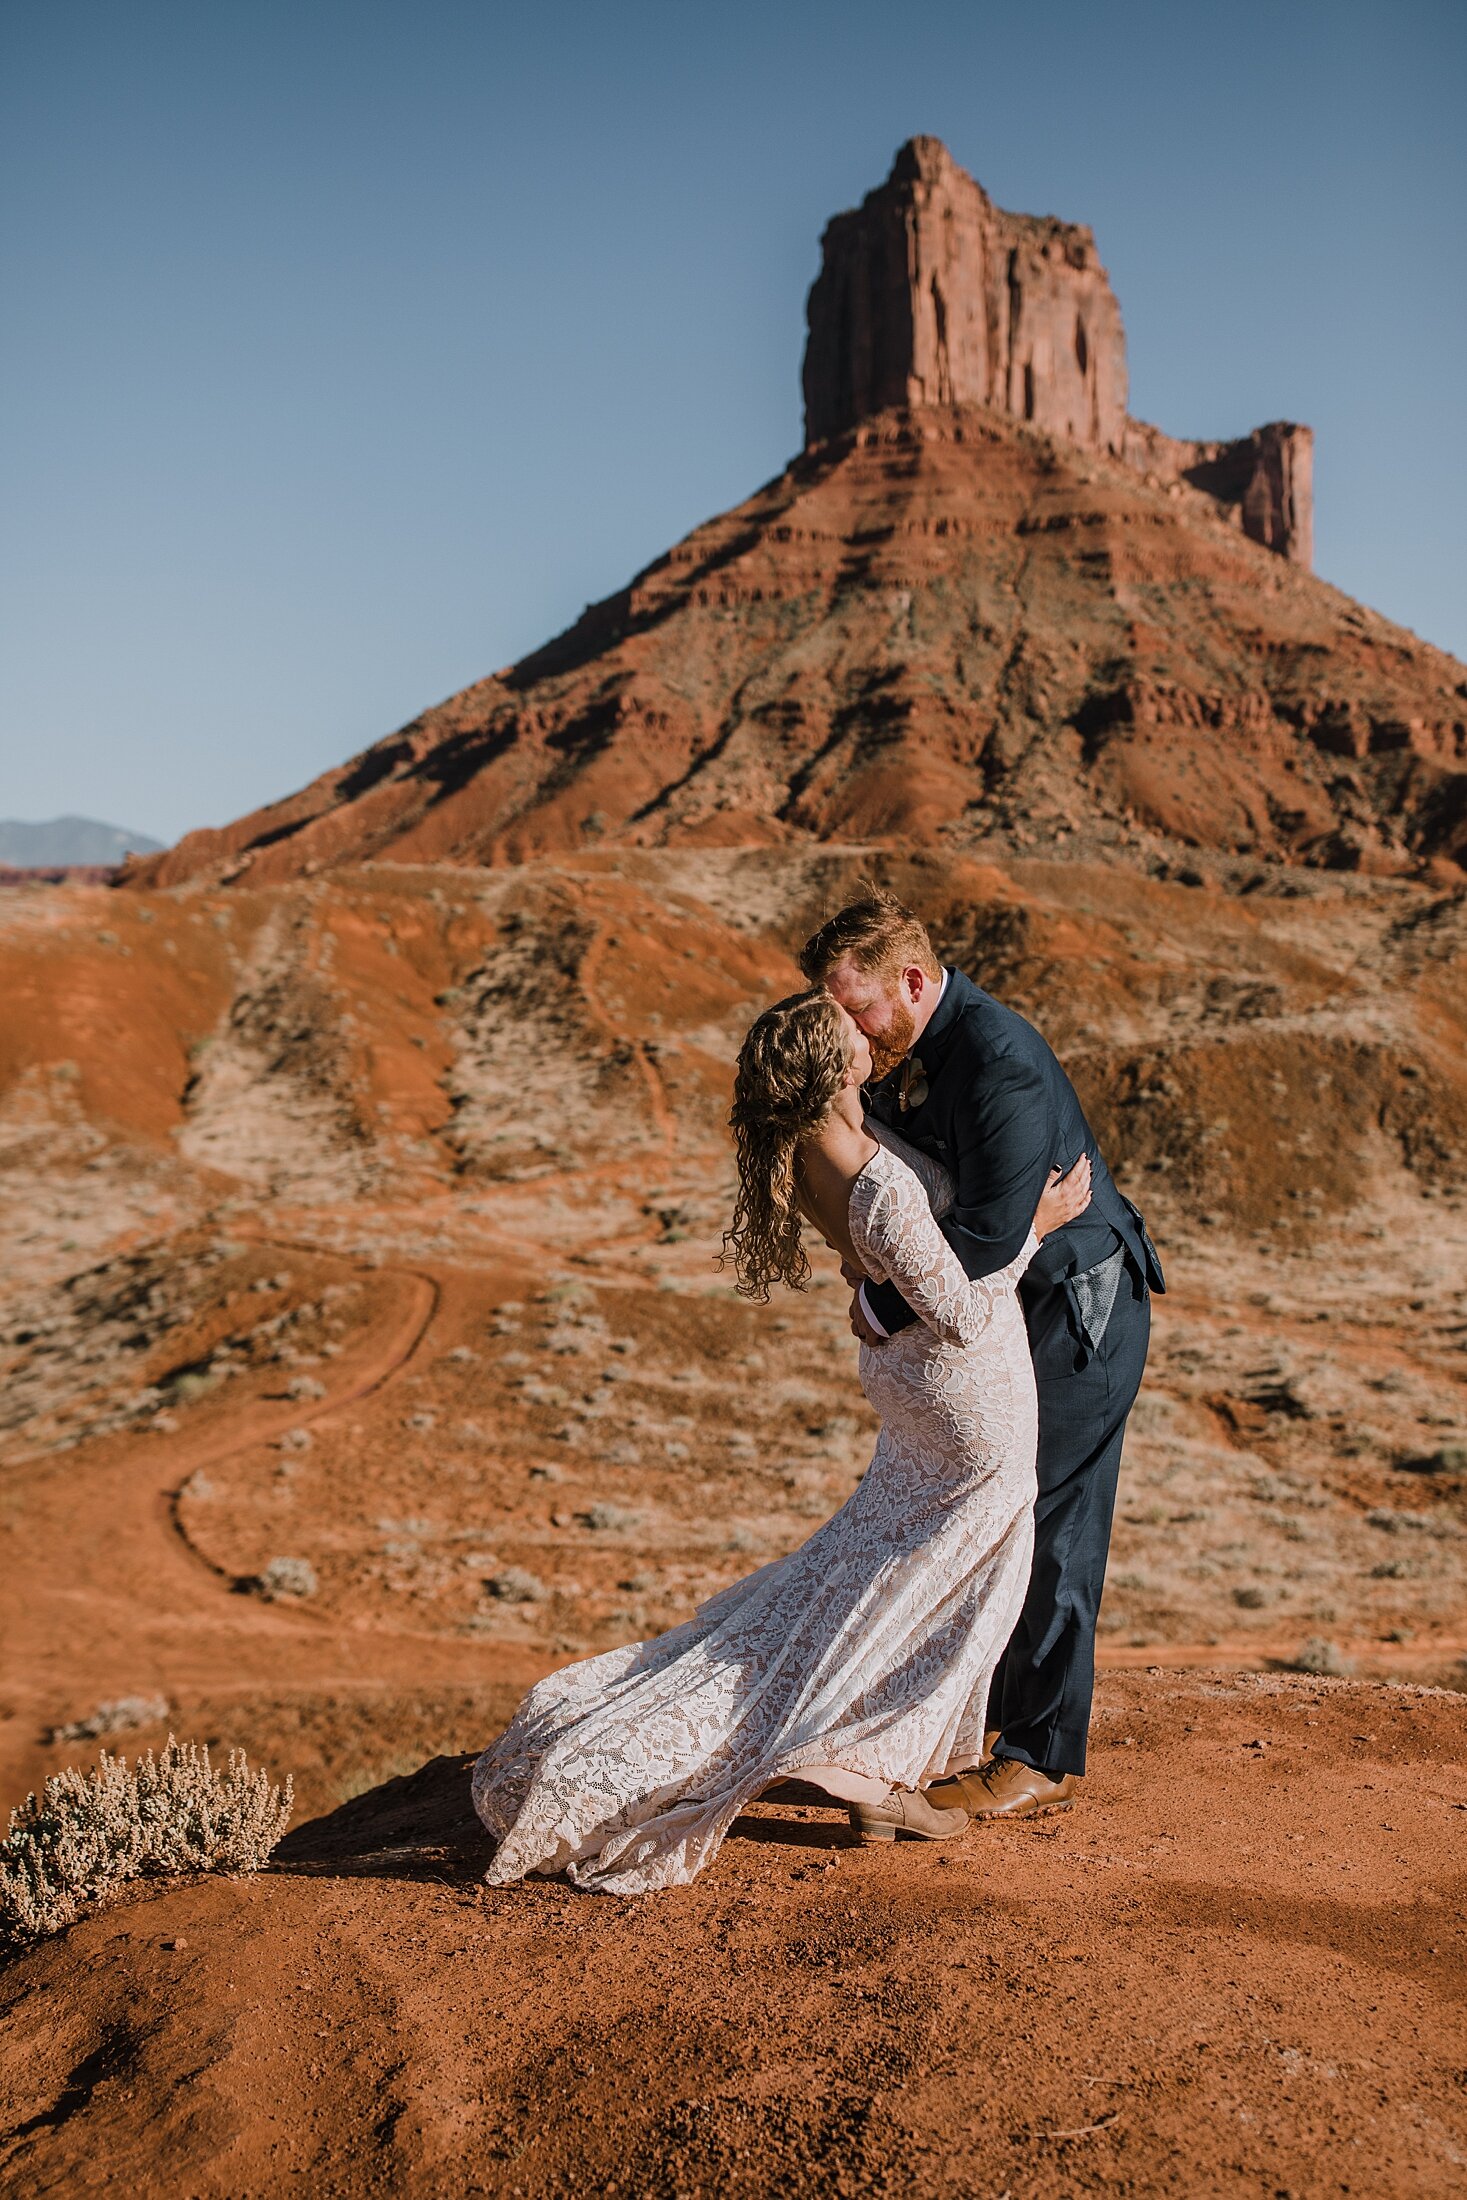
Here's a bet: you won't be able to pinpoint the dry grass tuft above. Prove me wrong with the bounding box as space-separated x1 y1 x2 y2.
0 1737 292 1947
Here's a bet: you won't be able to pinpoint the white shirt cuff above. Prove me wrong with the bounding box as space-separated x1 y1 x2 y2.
858 1282 890 1339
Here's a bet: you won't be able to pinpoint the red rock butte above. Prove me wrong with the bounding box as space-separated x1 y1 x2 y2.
128 139 1466 893
804 136 1312 567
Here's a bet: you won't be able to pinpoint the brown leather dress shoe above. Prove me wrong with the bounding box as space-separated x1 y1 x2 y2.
848 1786 971 1845
925 1760 1080 1819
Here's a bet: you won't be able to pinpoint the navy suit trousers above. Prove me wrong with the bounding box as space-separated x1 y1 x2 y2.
990 1256 1152 1778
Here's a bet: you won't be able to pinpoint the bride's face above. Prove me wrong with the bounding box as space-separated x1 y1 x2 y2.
832 1002 874 1089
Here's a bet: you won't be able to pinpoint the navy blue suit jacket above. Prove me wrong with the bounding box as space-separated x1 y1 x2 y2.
862 968 1164 1340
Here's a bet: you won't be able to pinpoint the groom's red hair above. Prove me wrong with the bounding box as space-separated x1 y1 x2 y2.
798 890 940 987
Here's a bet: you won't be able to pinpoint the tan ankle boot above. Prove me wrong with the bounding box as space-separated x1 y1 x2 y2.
848 1786 971 1845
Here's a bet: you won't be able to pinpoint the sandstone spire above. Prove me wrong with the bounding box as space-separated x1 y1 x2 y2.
803 136 1128 453
802 137 1313 567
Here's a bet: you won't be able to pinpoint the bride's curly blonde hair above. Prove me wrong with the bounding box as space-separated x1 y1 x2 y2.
722 988 853 1300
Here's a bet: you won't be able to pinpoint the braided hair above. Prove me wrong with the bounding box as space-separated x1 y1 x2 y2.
722 988 852 1300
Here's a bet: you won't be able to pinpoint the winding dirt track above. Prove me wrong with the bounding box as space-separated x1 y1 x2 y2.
4 1221 1465 2198
159 1235 442 1588
1 1239 542 1818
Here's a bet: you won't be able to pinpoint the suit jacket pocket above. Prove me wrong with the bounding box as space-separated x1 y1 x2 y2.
1064 1245 1127 1356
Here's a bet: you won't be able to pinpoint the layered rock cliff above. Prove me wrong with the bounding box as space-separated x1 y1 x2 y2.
802 137 1313 568
126 406 1465 889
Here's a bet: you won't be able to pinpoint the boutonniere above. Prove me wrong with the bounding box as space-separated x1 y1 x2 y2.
898 1056 929 1112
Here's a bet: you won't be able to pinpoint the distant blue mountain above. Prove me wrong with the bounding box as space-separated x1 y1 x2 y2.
0 816 165 866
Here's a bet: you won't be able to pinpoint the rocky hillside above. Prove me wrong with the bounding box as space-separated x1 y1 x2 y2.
125 407 1466 890
3 848 1464 1739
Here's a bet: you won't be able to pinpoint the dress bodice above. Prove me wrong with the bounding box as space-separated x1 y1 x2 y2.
866 1116 954 1220
846 1136 1036 1354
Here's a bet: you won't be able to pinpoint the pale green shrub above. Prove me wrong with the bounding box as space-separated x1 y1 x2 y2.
580 1503 640 1533
0 1738 292 1948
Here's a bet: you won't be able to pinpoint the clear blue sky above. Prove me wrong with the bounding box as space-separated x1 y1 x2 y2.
3 0 1463 846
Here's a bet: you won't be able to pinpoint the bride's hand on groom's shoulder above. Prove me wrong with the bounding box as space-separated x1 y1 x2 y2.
1035 1153 1092 1238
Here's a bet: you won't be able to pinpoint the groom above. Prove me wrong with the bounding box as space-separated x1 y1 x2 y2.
801 891 1164 1817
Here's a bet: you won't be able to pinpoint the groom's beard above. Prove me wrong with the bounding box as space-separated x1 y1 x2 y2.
866 1000 918 1084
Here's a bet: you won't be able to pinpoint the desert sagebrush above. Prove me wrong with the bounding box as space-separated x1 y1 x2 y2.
257 1556 319 1600
487 1566 545 1603
0 1737 292 1948
1292 1636 1350 1677
47 1692 170 1744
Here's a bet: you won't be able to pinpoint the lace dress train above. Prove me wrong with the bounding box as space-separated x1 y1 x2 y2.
470 1125 1039 1894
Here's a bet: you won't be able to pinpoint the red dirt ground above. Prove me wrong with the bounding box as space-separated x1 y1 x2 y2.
1 1674 1463 2197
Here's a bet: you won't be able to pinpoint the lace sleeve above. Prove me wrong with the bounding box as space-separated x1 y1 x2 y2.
851 1158 1037 1348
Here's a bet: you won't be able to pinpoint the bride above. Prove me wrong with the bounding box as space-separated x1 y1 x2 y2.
470 986 1091 1892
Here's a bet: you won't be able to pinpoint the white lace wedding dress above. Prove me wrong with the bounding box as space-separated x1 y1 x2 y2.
470 1122 1039 1894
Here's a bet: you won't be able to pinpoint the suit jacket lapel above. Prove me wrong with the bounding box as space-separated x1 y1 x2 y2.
918 967 971 1075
